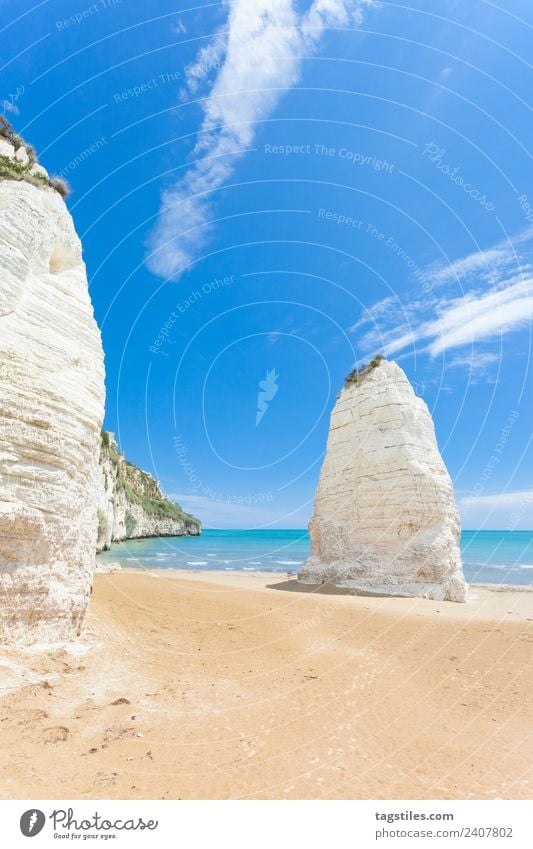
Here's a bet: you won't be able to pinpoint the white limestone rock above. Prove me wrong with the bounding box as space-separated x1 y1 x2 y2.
94 561 122 574
0 139 15 158
96 431 200 552
30 163 48 179
299 360 467 602
0 173 105 644
14 145 29 165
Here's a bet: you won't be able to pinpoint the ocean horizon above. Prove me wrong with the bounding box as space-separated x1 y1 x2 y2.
97 528 533 587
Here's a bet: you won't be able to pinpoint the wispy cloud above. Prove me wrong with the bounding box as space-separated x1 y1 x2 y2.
147 0 374 279
390 276 533 357
349 294 398 333
425 229 532 287
459 490 533 531
447 351 501 382
355 230 533 360
171 492 310 529
448 352 500 369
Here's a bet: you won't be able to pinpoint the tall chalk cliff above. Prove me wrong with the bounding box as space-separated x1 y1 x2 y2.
0 126 106 644
96 431 200 552
299 358 467 602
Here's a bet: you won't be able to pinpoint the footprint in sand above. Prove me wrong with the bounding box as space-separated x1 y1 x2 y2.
43 725 70 744
103 724 136 743
94 771 119 788
5 708 49 727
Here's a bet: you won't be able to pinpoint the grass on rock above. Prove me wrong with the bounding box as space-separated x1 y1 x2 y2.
345 354 385 388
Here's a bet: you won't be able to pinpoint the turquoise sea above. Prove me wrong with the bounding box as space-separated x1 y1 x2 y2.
97 529 533 586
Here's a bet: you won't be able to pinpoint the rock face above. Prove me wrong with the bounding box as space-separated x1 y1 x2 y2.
299 359 467 602
0 138 105 644
96 431 200 552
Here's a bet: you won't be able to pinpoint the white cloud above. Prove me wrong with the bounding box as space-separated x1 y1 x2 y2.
355 232 533 360
172 492 311 529
448 352 500 369
387 276 533 357
447 351 501 381
147 0 374 279
349 295 398 332
459 491 533 531
426 230 532 288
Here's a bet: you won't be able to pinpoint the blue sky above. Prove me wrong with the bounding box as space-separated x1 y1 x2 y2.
2 0 532 529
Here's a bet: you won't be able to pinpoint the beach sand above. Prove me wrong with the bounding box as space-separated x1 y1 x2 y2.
0 570 531 800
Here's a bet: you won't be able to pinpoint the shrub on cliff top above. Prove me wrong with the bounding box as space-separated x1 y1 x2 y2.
0 115 69 199
344 354 385 388
50 176 70 198
0 115 23 149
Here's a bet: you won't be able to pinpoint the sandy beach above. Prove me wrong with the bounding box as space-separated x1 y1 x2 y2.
0 570 531 800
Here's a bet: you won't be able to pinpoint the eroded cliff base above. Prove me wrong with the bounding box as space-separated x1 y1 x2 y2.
300 556 467 602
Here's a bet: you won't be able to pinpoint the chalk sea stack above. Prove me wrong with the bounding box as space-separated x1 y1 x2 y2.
0 122 106 644
299 358 468 602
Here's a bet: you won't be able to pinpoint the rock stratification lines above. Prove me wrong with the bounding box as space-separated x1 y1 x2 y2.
0 140 105 644
299 359 467 602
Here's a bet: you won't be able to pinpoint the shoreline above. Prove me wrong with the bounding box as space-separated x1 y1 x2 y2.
116 568 533 623
96 528 533 593
1 568 531 799
118 565 533 585
104 564 533 594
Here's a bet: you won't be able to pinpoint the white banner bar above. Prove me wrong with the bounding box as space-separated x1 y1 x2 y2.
1 799 531 848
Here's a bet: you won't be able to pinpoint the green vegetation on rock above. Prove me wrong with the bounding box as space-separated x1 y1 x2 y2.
0 116 70 198
344 354 385 388
100 429 200 532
